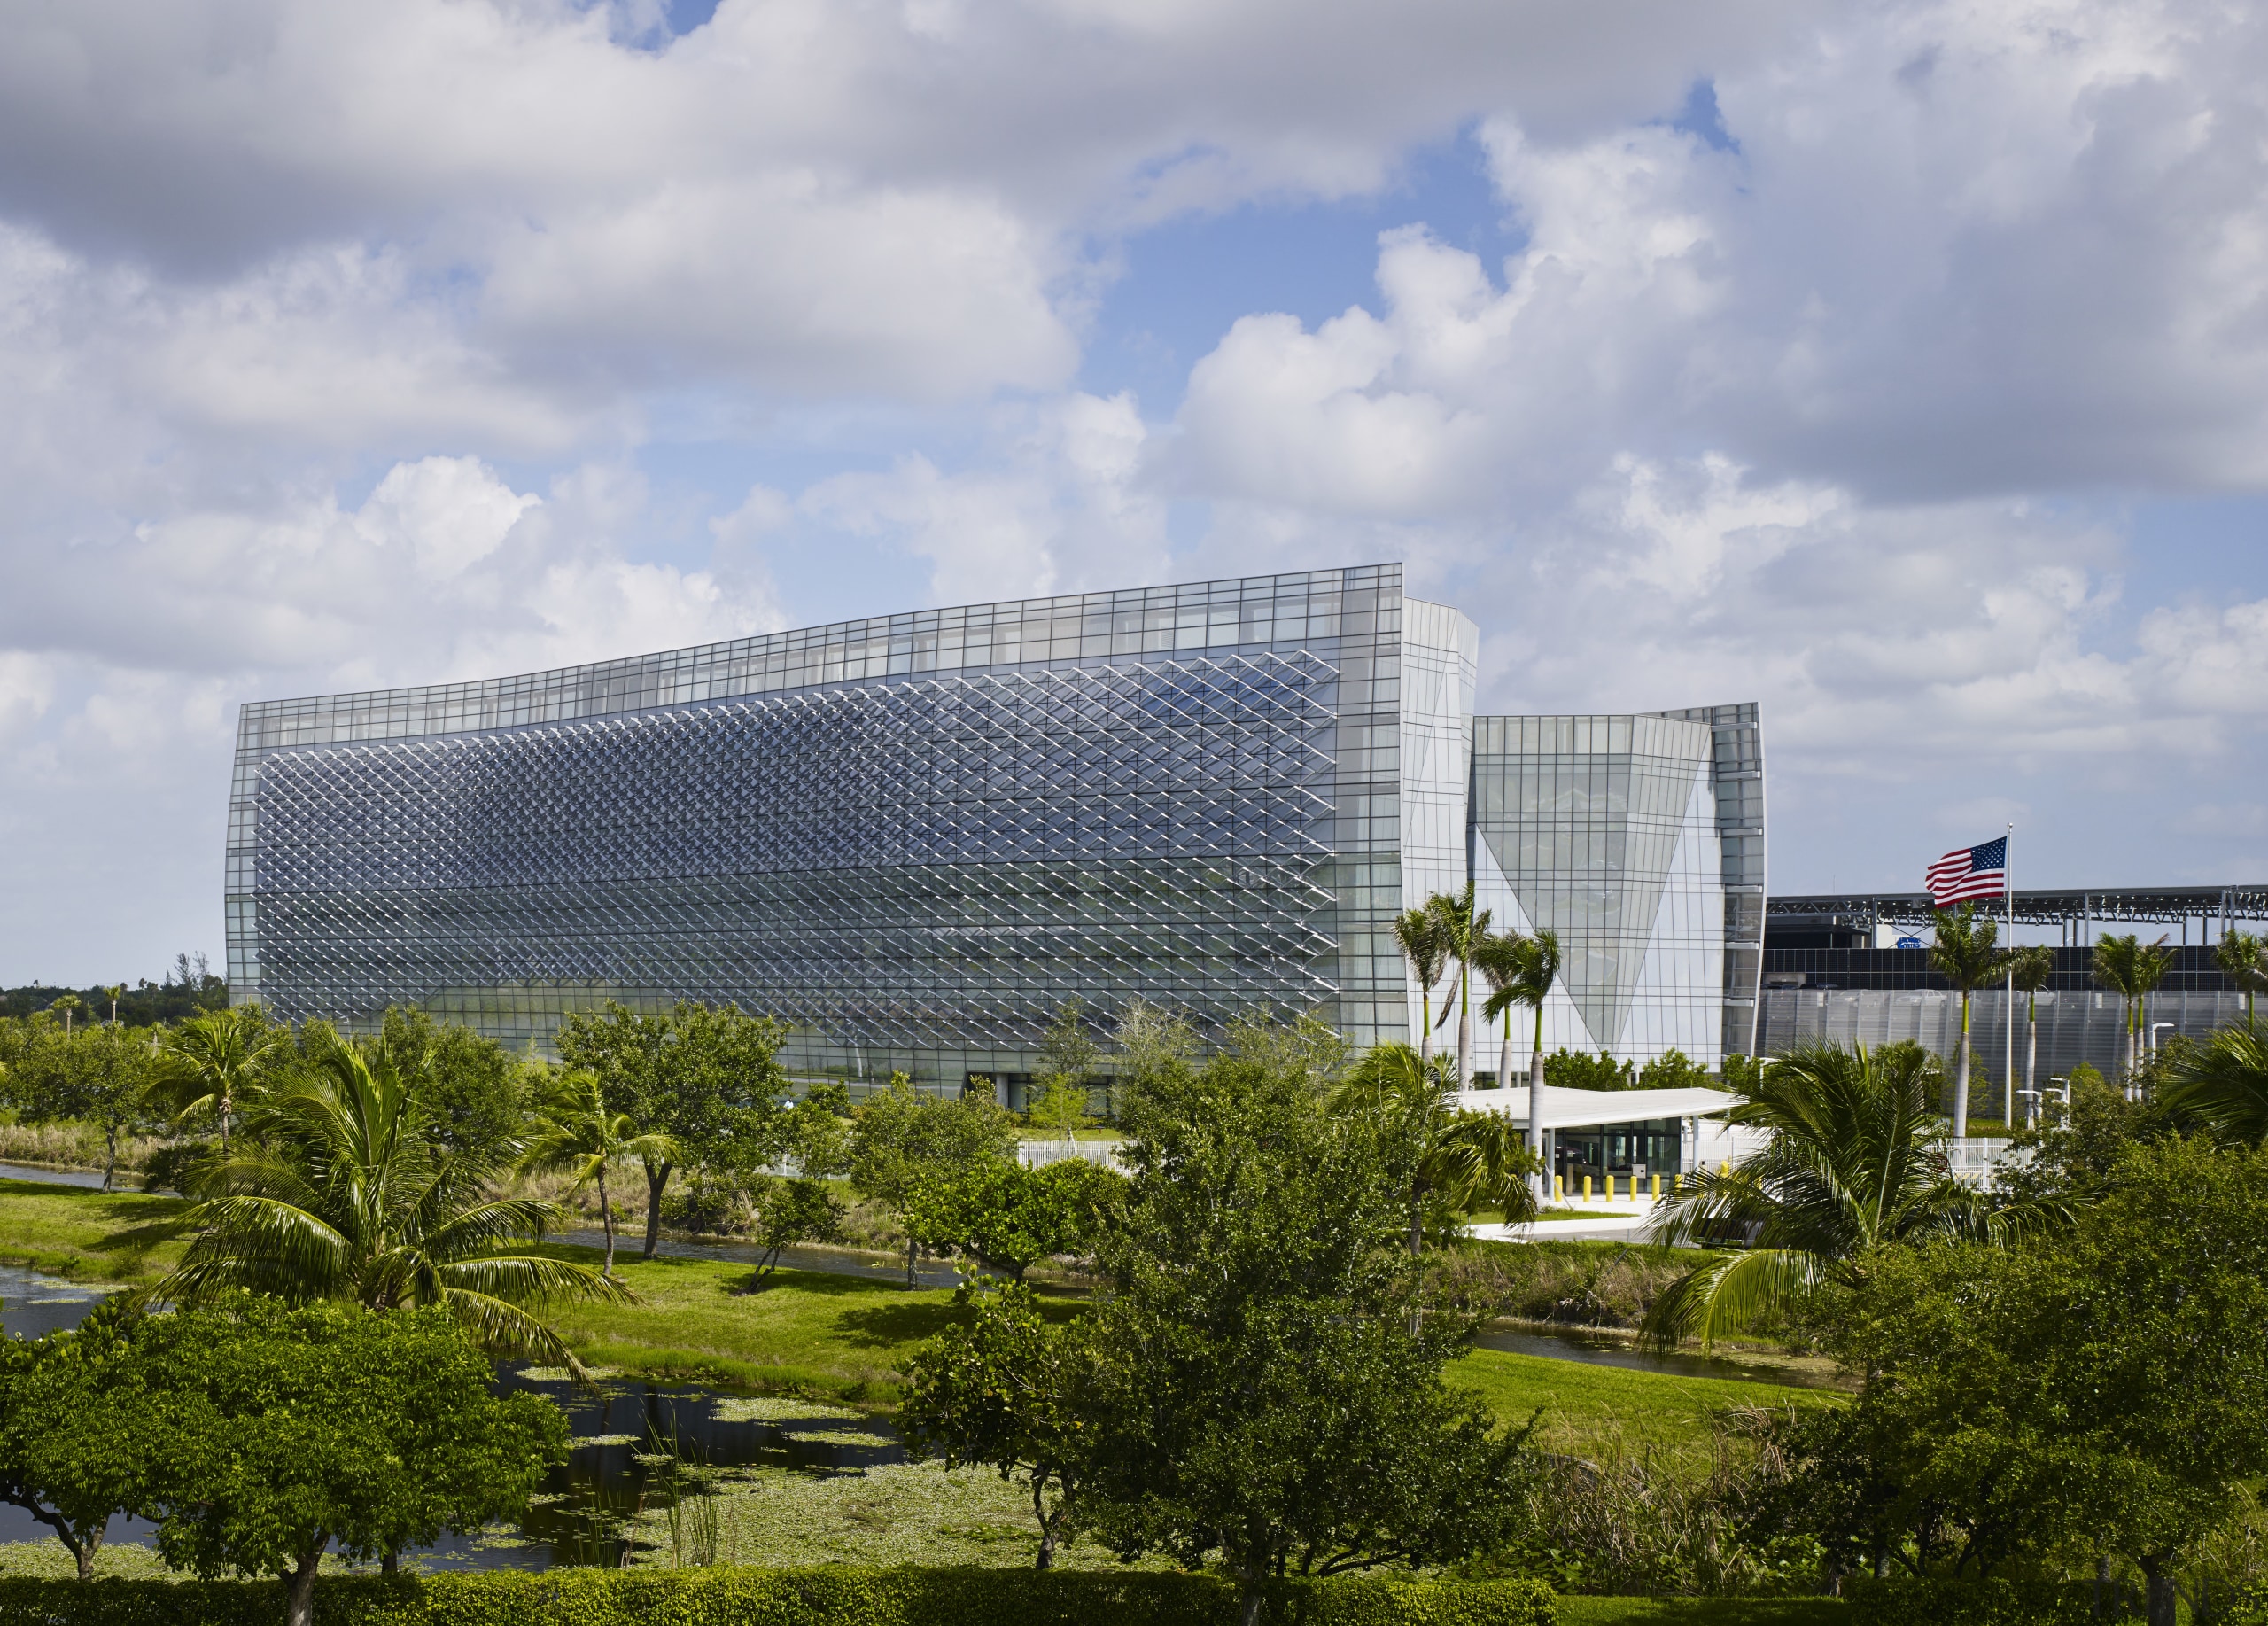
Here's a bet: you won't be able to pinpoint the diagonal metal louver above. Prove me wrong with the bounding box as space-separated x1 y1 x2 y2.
226 559 1433 1078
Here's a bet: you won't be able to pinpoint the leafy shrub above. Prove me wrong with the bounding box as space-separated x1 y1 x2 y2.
660 1170 758 1236
1638 1051 1713 1092
1543 1051 1637 1092
140 1140 217 1195
0 1567 1557 1625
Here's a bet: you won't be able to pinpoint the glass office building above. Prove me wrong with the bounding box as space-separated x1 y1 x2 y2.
225 564 1763 1081
1469 706 1765 1069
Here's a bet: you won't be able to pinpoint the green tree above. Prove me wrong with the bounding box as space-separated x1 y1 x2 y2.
0 1300 163 1577
371 1007 531 1163
1030 999 1100 1144
2214 930 2267 1031
1720 1053 1767 1092
848 1072 1019 1287
158 1005 288 1149
154 1037 625 1369
1643 1041 2040 1349
1112 998 1200 1096
1542 1048 1638 1091
2093 933 2175 1090
1425 886 1492 1088
902 1279 1096 1569
1929 904 2008 1137
779 1081 852 1180
741 1177 849 1288
1392 907 1452 1067
135 1300 566 1626
1784 1138 2268 1625
556 1001 789 1259
1332 1042 1537 1257
904 1157 1115 1281
1475 929 1564 1204
1637 1048 1713 1092
14 1018 163 1190
2003 945 2056 1131
1082 1026 1535 1626
518 1070 674 1279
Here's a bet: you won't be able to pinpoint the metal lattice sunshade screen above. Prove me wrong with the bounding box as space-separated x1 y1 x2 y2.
250 653 1344 1051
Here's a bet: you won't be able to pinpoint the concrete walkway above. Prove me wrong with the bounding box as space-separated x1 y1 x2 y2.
1467 1211 1661 1244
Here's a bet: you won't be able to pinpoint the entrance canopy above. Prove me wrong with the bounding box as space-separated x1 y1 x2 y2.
1449 1084 1740 1132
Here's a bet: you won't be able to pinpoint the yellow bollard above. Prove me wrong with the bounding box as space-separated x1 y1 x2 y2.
1582 1174 1592 1202
1651 1172 1661 1201
1720 1160 1729 1178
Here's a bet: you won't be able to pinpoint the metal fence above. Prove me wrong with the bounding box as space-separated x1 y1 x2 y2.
1760 985 2242 1105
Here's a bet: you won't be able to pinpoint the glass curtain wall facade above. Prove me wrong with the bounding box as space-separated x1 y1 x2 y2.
225 564 1759 1081
1467 704 1765 1070
228 565 1448 1078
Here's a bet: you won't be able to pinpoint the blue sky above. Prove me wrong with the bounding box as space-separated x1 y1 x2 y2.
2 0 2267 983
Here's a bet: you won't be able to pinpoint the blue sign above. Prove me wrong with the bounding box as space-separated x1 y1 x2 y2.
1895 936 1923 950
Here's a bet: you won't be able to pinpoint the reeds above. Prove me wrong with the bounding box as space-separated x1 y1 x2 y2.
646 1412 729 1568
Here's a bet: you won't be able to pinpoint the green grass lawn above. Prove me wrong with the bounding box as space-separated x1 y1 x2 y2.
532 1247 1059 1403
1450 1348 1831 1464
0 1178 188 1280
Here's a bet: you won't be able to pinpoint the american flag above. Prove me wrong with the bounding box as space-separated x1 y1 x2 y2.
1925 836 2008 906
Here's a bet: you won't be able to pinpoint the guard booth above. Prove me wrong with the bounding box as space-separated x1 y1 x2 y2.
1449 1083 1754 1194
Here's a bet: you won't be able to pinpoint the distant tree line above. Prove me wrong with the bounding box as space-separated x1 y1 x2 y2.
0 953 227 1027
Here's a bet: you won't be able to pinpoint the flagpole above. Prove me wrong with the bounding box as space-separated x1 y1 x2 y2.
2004 822 2015 1135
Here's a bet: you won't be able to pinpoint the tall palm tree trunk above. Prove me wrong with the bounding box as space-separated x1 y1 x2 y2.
1456 964 1474 1089
1527 1004 1548 1205
595 1166 617 1279
1497 1010 1513 1099
1953 989 1972 1137
1417 975 1434 1065
2024 1001 2039 1130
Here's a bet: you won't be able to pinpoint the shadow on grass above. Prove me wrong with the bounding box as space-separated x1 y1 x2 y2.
831 1300 967 1348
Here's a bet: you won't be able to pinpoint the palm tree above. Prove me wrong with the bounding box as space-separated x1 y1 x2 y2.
1425 886 1491 1088
1929 904 2008 1137
519 1070 675 1280
1643 1041 2039 1349
159 1005 288 1147
2213 930 2268 1031
2160 1026 2268 1147
151 1038 626 1371
1477 929 1563 1205
2093 933 2174 1094
49 995 80 1036
1392 907 1451 1066
1332 1043 1538 1259
2004 945 2055 1130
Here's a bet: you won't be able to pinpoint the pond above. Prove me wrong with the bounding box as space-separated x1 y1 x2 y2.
464 1371 907 1569
0 1163 105 1189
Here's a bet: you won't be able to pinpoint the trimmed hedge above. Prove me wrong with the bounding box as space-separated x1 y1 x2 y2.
0 1566 1557 1626
1845 1575 2135 1626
